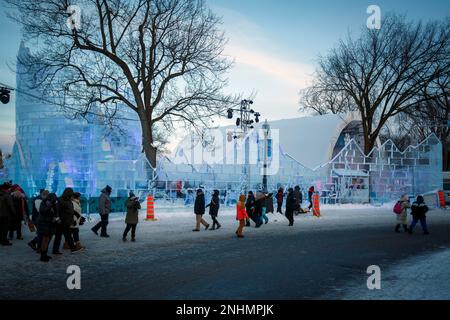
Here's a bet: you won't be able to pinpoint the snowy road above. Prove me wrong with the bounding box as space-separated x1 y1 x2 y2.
1 206 450 300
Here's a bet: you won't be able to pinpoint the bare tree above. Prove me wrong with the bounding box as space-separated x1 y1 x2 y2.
404 74 450 170
306 14 450 154
5 0 237 168
299 80 355 115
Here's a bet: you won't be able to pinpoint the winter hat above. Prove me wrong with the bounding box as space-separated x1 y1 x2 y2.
196 189 203 194
105 185 112 193
129 191 136 198
416 195 425 204
288 188 294 193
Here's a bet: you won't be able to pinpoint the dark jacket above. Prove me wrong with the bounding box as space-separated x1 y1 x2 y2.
0 190 15 219
37 198 57 236
245 194 256 215
99 188 112 216
125 197 141 225
31 195 42 225
194 192 205 215
206 191 220 216
411 199 429 220
286 191 296 214
276 190 284 204
58 189 75 228
11 196 29 223
294 186 302 205
265 194 274 213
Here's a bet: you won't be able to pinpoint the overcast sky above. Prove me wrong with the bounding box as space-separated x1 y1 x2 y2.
1 0 449 153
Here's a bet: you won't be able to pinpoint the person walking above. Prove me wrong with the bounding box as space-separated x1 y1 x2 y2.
254 192 266 227
395 194 410 233
91 185 112 237
193 189 210 232
285 188 296 226
53 188 81 254
206 190 221 230
70 192 85 249
28 190 48 251
409 195 430 235
307 186 314 211
293 186 302 215
265 192 274 214
276 188 284 214
36 193 58 262
0 183 15 246
245 191 256 227
9 188 29 240
236 195 249 238
122 192 141 242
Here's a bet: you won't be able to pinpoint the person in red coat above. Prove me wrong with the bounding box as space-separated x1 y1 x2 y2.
236 195 249 238
276 188 284 214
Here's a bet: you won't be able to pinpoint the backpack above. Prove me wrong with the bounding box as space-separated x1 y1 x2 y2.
393 201 403 214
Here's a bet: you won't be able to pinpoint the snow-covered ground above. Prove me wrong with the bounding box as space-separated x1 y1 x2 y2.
341 247 450 300
2 205 450 299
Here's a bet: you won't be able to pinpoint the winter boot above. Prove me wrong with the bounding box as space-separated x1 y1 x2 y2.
1 241 12 246
75 242 84 250
216 224 221 230
63 242 70 250
131 237 136 242
122 237 127 242
395 225 401 233
40 251 51 262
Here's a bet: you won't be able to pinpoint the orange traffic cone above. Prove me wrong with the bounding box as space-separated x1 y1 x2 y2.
312 193 321 217
145 195 157 221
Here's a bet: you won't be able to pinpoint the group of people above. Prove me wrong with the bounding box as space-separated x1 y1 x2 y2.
0 183 86 261
0 182 143 262
394 194 430 235
192 186 319 238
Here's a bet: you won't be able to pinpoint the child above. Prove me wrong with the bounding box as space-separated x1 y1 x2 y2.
236 195 249 238
123 192 141 242
206 190 221 230
395 194 410 233
409 195 430 235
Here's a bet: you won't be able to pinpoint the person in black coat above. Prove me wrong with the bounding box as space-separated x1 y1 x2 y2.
28 190 48 251
253 192 266 228
193 189 210 232
206 190 221 230
9 190 30 240
37 193 58 262
0 184 15 246
245 191 256 227
285 188 296 226
408 195 430 235
53 188 80 254
307 186 315 211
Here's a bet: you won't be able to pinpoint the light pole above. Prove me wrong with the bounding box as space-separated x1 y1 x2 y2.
262 119 271 193
227 100 261 193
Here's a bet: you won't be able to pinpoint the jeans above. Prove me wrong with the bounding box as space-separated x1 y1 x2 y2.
92 214 109 236
277 202 283 213
211 215 221 229
123 224 137 238
410 217 428 233
53 225 75 253
261 208 269 224
71 228 80 243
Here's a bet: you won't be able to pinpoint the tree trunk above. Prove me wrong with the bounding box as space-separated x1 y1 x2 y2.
139 112 157 169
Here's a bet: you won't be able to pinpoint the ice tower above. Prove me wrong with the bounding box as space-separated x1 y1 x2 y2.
8 42 143 196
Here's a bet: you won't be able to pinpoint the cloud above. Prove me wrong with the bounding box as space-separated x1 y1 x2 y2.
224 44 313 90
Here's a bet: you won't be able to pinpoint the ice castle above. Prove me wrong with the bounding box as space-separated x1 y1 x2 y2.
2 43 443 204
6 43 145 197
